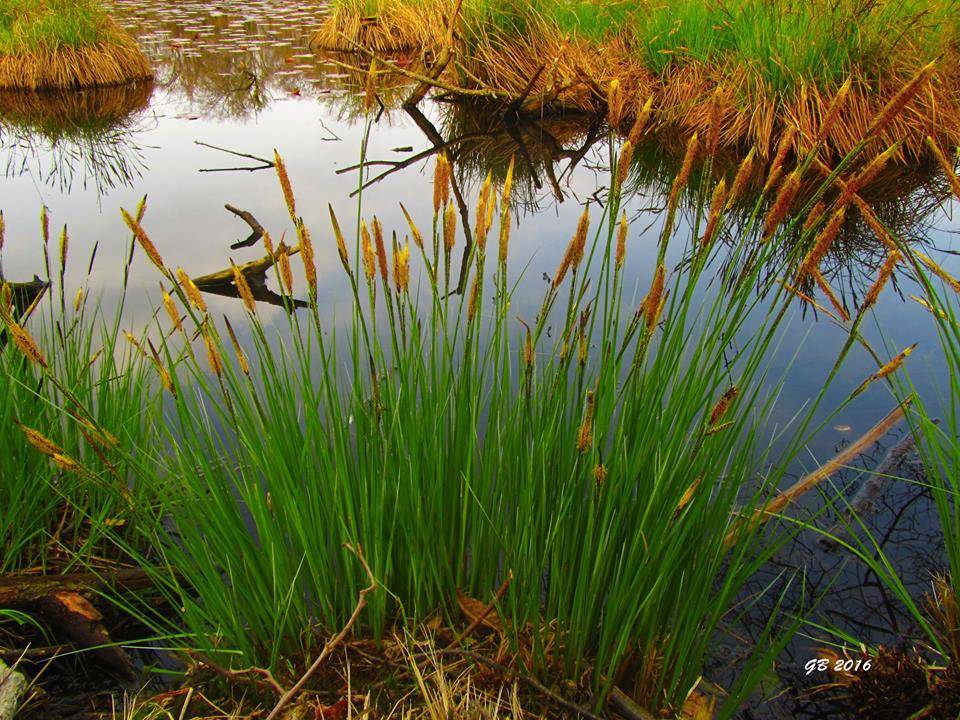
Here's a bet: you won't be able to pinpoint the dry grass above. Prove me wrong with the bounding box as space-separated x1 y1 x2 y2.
314 0 960 162
0 16 151 89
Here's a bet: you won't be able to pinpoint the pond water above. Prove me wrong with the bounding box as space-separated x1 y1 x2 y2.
2 0 960 716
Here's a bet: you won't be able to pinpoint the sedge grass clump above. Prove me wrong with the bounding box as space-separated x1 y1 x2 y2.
0 0 152 89
318 0 960 161
83 118 904 717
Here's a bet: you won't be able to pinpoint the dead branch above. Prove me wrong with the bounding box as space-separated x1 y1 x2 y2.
224 204 265 249
195 141 274 173
332 35 508 101
189 651 285 696
265 543 379 720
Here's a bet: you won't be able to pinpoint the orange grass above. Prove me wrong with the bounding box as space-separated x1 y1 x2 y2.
315 0 960 162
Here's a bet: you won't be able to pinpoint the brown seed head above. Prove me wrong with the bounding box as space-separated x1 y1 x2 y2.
19 424 63 457
328 204 352 275
73 288 84 313
607 78 625 128
372 217 389 287
224 316 250 376
802 201 827 234
576 391 596 454
644 264 666 331
400 203 425 251
162 290 183 332
701 177 728 248
726 147 756 209
811 269 850 322
627 95 655 146
498 203 512 266
393 239 410 293
570 206 590 270
865 61 936 139
232 262 257 313
361 220 377 281
203 325 223 377
926 136 960 201
296 220 317 295
443 201 457 252
274 150 297 220
523 325 533 370
916 251 960 294
434 154 451 216
616 211 628 269
475 172 493 249
709 386 739 425
616 140 634 190
815 76 852 143
763 126 796 194
593 463 608 486
1 314 47 367
278 247 294 294
502 155 515 208
669 132 700 207
177 267 207 313
841 144 899 203
467 274 480 321
762 169 802 240
58 225 68 273
798 206 847 279
40 205 49 247
121 208 165 272
862 250 901 310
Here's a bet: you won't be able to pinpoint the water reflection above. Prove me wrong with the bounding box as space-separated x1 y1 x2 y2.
0 83 153 196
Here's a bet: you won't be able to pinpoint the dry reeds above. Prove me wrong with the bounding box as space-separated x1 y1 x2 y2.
314 1 960 165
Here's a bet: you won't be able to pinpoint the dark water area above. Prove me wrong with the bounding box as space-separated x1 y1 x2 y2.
2 0 960 716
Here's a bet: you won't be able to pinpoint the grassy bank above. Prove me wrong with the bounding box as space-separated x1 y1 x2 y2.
0 0 152 89
315 0 960 161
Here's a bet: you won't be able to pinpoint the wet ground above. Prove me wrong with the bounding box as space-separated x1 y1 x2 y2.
2 0 960 717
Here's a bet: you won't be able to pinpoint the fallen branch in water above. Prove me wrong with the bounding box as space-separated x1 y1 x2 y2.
265 543 379 720
223 203 265 249
725 401 909 547
195 141 274 173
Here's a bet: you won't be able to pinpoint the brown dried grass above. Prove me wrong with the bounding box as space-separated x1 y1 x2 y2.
315 2 960 164
0 18 152 90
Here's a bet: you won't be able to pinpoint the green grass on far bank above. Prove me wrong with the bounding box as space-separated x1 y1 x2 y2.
332 0 960 94
0 0 111 55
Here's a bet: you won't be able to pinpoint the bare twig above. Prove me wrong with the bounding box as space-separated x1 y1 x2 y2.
190 651 285 696
223 204 266 249
265 544 379 720
193 140 273 172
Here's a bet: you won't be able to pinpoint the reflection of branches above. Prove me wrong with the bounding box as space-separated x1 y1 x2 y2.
0 84 153 197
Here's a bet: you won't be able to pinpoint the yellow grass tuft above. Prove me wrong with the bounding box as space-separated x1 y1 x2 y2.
616 210 628 269
121 207 165 272
0 17 152 90
329 204 352 275
177 267 207 313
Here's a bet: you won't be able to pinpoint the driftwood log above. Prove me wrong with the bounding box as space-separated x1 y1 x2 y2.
0 568 154 679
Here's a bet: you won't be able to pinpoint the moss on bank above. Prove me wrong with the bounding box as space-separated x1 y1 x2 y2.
315 0 960 161
0 0 152 89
